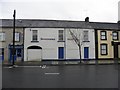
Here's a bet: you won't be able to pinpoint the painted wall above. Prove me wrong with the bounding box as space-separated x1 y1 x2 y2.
24 28 64 61
0 28 24 62
66 28 95 59
24 28 95 61
98 30 120 59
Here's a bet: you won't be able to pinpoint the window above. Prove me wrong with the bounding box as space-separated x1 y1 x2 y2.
0 48 4 60
15 33 20 41
32 30 38 41
17 49 21 57
0 32 5 41
112 31 118 40
58 30 64 41
101 44 107 55
100 31 107 40
0 48 4 56
83 31 89 41
11 49 16 55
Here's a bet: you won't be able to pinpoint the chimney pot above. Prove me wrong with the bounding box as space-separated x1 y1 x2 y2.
85 17 89 22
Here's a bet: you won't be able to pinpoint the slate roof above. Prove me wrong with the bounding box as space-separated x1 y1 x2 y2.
0 19 119 30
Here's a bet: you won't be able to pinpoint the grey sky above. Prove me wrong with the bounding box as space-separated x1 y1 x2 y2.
0 0 119 22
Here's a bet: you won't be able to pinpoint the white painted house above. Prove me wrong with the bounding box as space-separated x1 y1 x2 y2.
24 19 95 61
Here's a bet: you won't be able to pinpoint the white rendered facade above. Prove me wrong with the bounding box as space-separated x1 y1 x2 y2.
24 28 95 61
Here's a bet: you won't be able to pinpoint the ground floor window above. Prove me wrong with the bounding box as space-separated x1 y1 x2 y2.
0 48 4 60
17 49 22 57
9 45 23 62
100 44 107 55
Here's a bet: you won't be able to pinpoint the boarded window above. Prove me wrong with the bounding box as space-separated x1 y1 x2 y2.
58 30 64 41
32 30 38 41
83 31 89 41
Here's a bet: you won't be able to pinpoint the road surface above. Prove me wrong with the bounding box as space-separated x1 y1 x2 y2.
2 65 119 88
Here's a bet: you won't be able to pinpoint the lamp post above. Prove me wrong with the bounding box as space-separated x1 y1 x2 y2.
12 10 16 66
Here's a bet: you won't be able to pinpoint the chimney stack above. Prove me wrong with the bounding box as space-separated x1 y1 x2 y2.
85 17 89 22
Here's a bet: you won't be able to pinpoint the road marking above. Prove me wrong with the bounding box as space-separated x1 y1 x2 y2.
3 67 13 69
45 73 60 75
3 65 48 68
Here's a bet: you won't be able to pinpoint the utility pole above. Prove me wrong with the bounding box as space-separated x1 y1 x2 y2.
12 10 16 66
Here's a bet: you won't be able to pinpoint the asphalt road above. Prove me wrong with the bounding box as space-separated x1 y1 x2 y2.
2 65 120 88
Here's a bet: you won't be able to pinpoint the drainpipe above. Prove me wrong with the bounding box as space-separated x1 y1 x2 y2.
64 28 66 60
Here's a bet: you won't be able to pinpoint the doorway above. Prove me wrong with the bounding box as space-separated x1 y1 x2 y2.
84 47 89 59
58 47 64 59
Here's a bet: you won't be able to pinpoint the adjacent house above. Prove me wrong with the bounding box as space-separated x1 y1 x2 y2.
93 22 120 60
0 19 24 63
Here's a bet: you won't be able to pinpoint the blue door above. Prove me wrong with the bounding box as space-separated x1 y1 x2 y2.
84 47 89 59
58 47 64 59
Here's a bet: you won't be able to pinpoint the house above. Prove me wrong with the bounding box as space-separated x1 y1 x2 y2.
23 19 96 61
0 19 24 63
93 22 120 60
0 19 119 63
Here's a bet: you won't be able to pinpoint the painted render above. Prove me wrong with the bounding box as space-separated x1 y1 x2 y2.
1 19 119 62
98 30 120 59
24 28 95 61
0 28 24 62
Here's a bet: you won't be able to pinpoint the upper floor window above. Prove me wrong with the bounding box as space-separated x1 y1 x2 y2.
112 31 118 40
0 32 5 41
100 31 107 40
15 32 20 42
32 30 38 41
58 30 64 41
83 31 89 41
100 44 107 55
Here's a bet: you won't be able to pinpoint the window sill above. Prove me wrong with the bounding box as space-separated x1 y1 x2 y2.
101 54 108 55
31 41 39 42
113 39 119 41
0 41 5 42
83 41 90 42
100 39 107 40
58 41 65 42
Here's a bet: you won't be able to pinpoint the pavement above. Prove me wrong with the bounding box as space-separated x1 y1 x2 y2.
2 60 120 67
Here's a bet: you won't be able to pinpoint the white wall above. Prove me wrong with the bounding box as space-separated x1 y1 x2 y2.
65 28 95 59
24 28 95 61
24 28 64 61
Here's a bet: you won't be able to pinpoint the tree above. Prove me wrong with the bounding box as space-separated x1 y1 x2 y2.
69 29 83 63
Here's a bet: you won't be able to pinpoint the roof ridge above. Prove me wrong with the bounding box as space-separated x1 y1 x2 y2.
0 19 117 24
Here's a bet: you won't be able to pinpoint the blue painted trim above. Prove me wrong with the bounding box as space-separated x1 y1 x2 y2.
9 45 23 62
84 47 89 59
58 47 64 59
0 48 4 61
